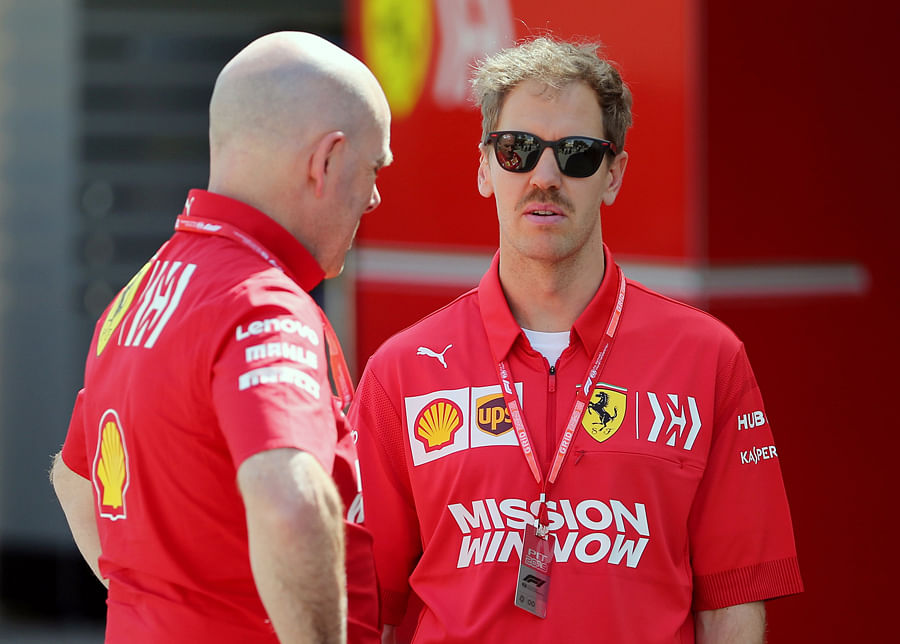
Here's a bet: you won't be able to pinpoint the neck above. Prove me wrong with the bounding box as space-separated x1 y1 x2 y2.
499 246 606 332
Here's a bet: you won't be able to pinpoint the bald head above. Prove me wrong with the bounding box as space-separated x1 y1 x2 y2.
210 32 383 157
204 32 391 276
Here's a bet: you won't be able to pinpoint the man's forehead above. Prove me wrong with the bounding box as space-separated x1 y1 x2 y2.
497 79 604 134
502 79 569 107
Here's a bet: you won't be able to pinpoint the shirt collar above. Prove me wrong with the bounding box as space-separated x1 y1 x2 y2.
478 244 622 360
179 189 325 292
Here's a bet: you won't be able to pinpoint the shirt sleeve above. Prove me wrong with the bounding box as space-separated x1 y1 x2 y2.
211 293 336 473
689 343 804 609
349 363 422 626
61 388 91 479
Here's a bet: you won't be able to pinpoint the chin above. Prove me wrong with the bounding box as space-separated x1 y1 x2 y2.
518 242 577 262
324 261 347 279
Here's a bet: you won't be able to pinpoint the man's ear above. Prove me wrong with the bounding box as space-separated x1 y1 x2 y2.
601 150 628 206
477 148 494 198
309 131 346 199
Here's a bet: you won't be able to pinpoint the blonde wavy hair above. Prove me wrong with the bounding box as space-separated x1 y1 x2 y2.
471 37 632 154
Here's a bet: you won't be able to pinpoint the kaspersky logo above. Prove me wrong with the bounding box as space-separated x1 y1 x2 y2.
92 409 130 520
582 385 626 443
415 398 463 452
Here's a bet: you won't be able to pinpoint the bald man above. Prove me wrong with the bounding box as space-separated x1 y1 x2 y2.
51 32 391 644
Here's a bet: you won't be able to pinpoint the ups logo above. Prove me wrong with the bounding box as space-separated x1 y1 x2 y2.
475 393 512 436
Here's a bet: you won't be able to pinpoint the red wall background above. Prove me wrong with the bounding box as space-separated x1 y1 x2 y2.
702 1 899 640
347 1 900 641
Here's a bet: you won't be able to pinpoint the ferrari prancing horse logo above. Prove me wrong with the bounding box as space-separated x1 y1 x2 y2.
582 387 626 443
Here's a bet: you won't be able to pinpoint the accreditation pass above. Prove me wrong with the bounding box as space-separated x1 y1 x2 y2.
514 521 553 618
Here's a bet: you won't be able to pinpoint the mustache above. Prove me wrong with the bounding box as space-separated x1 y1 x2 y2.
515 188 573 213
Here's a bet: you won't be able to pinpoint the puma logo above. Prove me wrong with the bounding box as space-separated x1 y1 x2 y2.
416 344 453 369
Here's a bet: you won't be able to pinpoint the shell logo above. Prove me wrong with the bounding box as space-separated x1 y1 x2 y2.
414 398 463 452
92 409 130 521
361 0 432 119
97 260 152 356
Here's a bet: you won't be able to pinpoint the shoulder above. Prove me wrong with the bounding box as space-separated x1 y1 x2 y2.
165 234 321 335
229 269 312 310
367 287 480 366
623 278 742 352
178 234 310 304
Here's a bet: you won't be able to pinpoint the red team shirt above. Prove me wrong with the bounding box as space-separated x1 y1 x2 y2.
62 190 378 643
351 245 803 643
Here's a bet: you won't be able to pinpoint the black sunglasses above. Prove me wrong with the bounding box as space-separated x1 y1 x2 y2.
485 130 617 178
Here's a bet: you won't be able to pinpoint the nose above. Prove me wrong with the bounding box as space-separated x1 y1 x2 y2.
529 147 562 191
365 184 382 213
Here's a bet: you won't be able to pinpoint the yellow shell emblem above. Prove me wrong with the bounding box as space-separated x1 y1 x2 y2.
361 0 432 120
415 398 463 452
582 387 627 443
97 260 152 356
94 410 129 520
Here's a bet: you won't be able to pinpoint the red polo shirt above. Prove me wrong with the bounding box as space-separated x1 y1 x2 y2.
62 190 378 643
351 245 802 643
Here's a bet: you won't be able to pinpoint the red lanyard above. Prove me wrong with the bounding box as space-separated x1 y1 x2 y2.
491 267 626 499
175 214 354 408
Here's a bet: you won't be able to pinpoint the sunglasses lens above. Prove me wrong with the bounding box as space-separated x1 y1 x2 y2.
494 133 531 172
557 138 606 178
491 132 610 177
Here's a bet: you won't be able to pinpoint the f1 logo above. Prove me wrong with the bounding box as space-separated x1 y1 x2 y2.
522 574 546 587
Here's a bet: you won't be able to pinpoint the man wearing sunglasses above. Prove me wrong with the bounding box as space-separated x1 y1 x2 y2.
351 37 802 643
